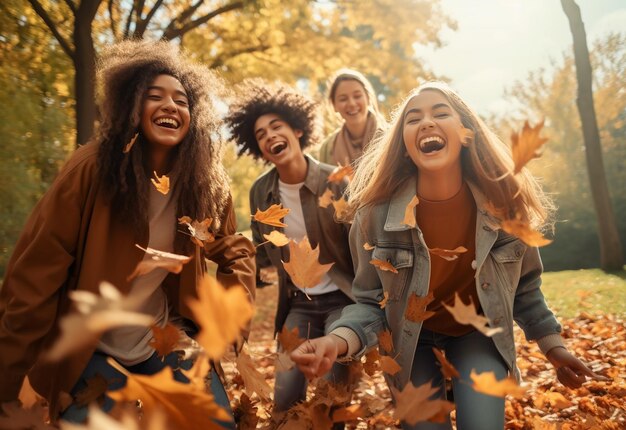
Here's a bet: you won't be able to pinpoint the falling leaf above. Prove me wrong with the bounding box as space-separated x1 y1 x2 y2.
511 120 548 174
0 403 55 430
151 171 170 195
432 348 460 379
178 216 215 246
128 245 192 281
107 358 230 429
501 218 552 247
236 350 273 401
403 195 420 228
123 132 139 154
363 242 375 251
378 291 389 309
252 204 290 227
149 323 182 358
263 230 290 247
378 329 394 354
187 276 254 360
282 237 334 290
404 292 436 323
236 393 259 430
470 370 527 398
369 258 398 274
318 188 334 209
391 381 455 425
331 196 349 219
277 325 305 353
363 349 381 377
380 356 402 375
327 163 354 183
46 282 154 361
429 246 468 261
332 404 364 423
74 374 109 407
442 293 503 337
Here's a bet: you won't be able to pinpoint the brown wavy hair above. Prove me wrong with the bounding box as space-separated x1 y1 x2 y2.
95 40 229 237
348 81 555 230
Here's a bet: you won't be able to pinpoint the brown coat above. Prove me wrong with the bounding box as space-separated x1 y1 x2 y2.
0 143 256 415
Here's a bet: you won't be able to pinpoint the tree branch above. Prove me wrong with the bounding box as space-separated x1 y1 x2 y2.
162 1 244 41
108 0 118 39
134 0 165 38
27 0 75 59
123 0 137 39
209 43 270 68
63 0 77 15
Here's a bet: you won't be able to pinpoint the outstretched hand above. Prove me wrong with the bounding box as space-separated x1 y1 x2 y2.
290 335 347 379
546 347 609 389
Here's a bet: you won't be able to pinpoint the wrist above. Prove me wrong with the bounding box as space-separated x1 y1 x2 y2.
329 334 349 356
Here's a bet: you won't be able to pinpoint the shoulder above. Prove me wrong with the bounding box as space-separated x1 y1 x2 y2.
51 142 100 189
249 166 277 198
318 128 341 162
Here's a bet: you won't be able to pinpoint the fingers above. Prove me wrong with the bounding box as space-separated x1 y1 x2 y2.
556 366 586 389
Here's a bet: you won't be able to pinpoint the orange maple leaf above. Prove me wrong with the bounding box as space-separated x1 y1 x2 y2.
178 216 215 246
282 237 335 290
332 404 364 423
262 230 290 247
378 291 390 309
149 323 181 358
378 329 394 354
186 276 254 360
363 349 381 377
331 196 349 219
470 370 527 398
380 355 402 375
318 188 334 209
128 244 192 281
511 120 548 174
236 350 273 401
404 292 436 323
252 203 290 227
370 258 398 274
277 325 305 353
501 218 552 247
432 348 460 379
327 163 354 183
151 171 170 195
429 246 468 261
363 242 375 251
403 195 420 228
391 381 455 425
442 293 503 337
236 393 259 430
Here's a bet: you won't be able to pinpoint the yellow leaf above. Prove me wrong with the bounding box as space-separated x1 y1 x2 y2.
403 195 420 227
470 370 527 398
128 245 192 281
370 258 398 274
151 171 170 195
511 120 548 174
442 293 503 337
429 246 468 261
252 203 290 227
318 188 334 209
363 242 375 251
263 230 290 247
236 350 273 401
187 276 254 360
391 381 455 425
501 218 552 247
327 163 354 183
282 237 334 289
277 325 305 353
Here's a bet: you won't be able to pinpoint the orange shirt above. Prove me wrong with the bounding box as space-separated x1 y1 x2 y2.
418 182 480 336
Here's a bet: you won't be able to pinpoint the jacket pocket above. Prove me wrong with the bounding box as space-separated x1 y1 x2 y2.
371 246 413 301
490 240 525 292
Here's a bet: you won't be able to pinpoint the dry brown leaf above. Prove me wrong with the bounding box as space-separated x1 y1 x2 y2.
74 374 109 407
149 323 181 358
331 196 349 219
178 216 215 246
327 163 354 183
429 246 468 261
128 245 192 281
511 120 548 174
363 242 375 251
378 291 389 309
391 381 455 425
151 171 170 195
236 350 273 401
282 237 335 290
310 403 333 430
404 292 436 323
403 195 420 228
470 370 527 398
263 230 290 247
432 348 460 379
363 349 380 377
236 393 259 430
107 358 230 429
442 293 503 337
277 325 305 353
369 258 398 274
187 276 254 360
252 204 290 228
318 188 334 209
380 356 402 375
0 403 55 430
331 404 364 423
501 218 552 247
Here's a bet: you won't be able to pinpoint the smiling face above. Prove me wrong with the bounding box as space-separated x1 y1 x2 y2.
332 79 369 129
402 89 466 179
140 74 191 152
254 113 304 167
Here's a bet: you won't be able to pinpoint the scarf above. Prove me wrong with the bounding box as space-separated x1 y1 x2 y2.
332 112 378 166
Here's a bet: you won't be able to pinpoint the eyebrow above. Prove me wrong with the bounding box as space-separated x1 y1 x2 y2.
255 118 281 137
147 85 188 99
404 102 451 117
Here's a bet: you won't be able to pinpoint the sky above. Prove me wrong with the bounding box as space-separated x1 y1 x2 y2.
414 0 626 116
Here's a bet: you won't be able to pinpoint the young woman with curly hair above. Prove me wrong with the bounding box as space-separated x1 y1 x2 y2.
293 82 600 429
0 40 255 427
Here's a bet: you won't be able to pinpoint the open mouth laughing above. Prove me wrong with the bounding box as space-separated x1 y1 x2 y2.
419 135 445 154
154 117 180 129
269 142 287 155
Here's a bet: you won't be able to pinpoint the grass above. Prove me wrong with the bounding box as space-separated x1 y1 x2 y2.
541 267 626 318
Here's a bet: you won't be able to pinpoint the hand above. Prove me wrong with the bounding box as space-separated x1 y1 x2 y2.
290 335 347 379
546 347 609 389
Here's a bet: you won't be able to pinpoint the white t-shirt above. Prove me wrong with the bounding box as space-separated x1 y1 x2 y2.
278 180 338 296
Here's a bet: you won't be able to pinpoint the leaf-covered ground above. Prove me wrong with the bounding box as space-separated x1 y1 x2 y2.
223 286 626 429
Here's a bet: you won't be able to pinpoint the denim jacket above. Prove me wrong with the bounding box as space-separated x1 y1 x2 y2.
330 179 562 390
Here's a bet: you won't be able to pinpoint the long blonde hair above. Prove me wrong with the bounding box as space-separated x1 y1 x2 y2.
347 82 554 230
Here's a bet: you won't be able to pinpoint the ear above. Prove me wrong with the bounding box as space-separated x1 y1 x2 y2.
294 129 304 139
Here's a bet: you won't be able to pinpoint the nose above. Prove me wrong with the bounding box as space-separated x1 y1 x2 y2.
420 117 435 131
161 97 178 113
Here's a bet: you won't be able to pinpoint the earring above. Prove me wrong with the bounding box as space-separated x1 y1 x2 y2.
123 132 139 154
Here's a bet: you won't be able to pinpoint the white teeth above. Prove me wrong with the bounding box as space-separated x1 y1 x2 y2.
419 136 444 146
155 117 179 128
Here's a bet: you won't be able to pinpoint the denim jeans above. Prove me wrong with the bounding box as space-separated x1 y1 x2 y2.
274 289 352 411
60 351 235 429
404 328 509 430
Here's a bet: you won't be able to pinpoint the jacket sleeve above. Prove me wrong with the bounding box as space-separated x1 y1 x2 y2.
512 246 562 341
328 210 386 356
203 194 256 303
0 147 94 402
248 183 273 286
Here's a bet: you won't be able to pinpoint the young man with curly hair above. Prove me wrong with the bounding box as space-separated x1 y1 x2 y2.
225 80 355 419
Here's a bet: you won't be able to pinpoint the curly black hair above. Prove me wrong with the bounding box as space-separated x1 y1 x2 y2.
94 40 230 236
225 78 320 161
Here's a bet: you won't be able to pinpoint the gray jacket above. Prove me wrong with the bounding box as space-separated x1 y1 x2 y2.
330 180 562 390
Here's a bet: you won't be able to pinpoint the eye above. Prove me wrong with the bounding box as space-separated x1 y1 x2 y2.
175 99 188 106
147 94 161 100
405 117 421 125
434 111 450 119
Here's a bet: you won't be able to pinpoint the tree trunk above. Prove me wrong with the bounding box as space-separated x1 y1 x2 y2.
561 0 624 270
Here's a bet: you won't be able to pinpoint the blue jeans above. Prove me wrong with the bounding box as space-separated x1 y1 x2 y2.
274 289 352 411
404 328 509 430
61 351 234 429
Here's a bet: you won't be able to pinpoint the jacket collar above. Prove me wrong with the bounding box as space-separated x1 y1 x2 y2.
264 154 321 202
